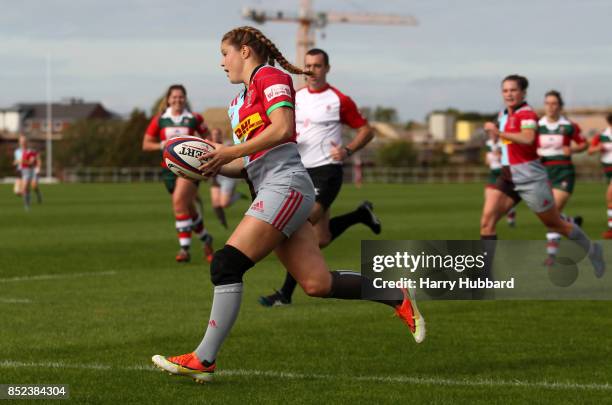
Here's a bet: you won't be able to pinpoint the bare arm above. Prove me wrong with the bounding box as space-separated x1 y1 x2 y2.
330 124 374 161
588 143 602 155
484 121 534 145
230 107 294 158
347 124 374 152
500 129 535 145
199 107 294 175
588 135 602 155
570 140 587 154
142 134 163 152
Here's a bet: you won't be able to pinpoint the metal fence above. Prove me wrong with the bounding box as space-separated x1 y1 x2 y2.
360 166 607 184
55 166 609 184
61 167 164 183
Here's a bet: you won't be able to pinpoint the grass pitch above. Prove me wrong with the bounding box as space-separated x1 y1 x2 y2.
1 182 611 404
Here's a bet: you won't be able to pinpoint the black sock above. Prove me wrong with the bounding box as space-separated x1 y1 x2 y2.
329 209 366 241
327 271 403 308
480 235 497 281
279 272 298 298
471 235 497 299
213 206 228 229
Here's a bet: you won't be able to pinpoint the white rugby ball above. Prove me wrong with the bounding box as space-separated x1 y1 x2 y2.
163 136 215 181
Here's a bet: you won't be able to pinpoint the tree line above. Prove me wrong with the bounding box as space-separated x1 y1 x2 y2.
0 105 459 177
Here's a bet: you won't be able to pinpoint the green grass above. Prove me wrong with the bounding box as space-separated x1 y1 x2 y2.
1 182 611 404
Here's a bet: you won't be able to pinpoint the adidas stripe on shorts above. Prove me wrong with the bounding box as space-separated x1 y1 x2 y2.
245 144 315 237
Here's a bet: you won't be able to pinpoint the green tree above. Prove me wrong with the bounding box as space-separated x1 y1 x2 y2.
106 109 156 167
373 106 398 123
56 109 159 168
361 106 399 123
56 119 112 167
375 140 417 167
0 143 17 177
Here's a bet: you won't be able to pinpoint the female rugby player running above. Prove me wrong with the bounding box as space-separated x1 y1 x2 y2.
484 128 516 227
259 48 381 307
480 75 604 278
143 84 214 263
152 26 425 383
536 90 587 265
588 113 612 239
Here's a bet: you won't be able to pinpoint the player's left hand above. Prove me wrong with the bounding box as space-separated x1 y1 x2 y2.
199 141 235 177
329 141 347 161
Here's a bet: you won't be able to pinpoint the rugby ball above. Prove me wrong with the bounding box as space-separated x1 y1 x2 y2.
163 136 215 181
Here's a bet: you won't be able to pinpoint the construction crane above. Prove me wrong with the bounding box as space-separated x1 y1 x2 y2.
242 0 417 85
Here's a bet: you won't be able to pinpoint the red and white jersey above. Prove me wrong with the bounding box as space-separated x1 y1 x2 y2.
498 102 539 166
295 84 367 168
20 149 38 169
591 127 612 164
536 115 585 164
497 102 548 184
145 108 208 143
228 65 296 165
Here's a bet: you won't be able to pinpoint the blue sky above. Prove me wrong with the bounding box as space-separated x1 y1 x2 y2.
1 0 612 121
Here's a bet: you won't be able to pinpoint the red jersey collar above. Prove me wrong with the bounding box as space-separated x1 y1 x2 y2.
504 101 528 115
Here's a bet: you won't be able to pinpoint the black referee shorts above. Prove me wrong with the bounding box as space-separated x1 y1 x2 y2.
306 164 343 209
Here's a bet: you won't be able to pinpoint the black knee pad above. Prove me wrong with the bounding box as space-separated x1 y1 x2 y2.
210 245 255 286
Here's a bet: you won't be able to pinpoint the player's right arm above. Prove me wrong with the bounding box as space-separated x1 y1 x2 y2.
330 90 372 160
569 122 587 154
487 113 537 145
142 115 164 151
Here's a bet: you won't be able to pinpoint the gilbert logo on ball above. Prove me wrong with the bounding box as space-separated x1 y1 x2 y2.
163 136 214 181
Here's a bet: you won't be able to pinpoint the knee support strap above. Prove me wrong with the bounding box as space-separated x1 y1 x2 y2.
210 245 255 286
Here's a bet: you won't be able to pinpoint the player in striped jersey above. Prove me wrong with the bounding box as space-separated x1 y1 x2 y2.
536 90 587 265
480 75 604 279
588 113 612 239
485 130 516 227
143 84 214 263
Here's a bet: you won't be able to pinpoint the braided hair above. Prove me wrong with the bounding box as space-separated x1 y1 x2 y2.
222 26 312 76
